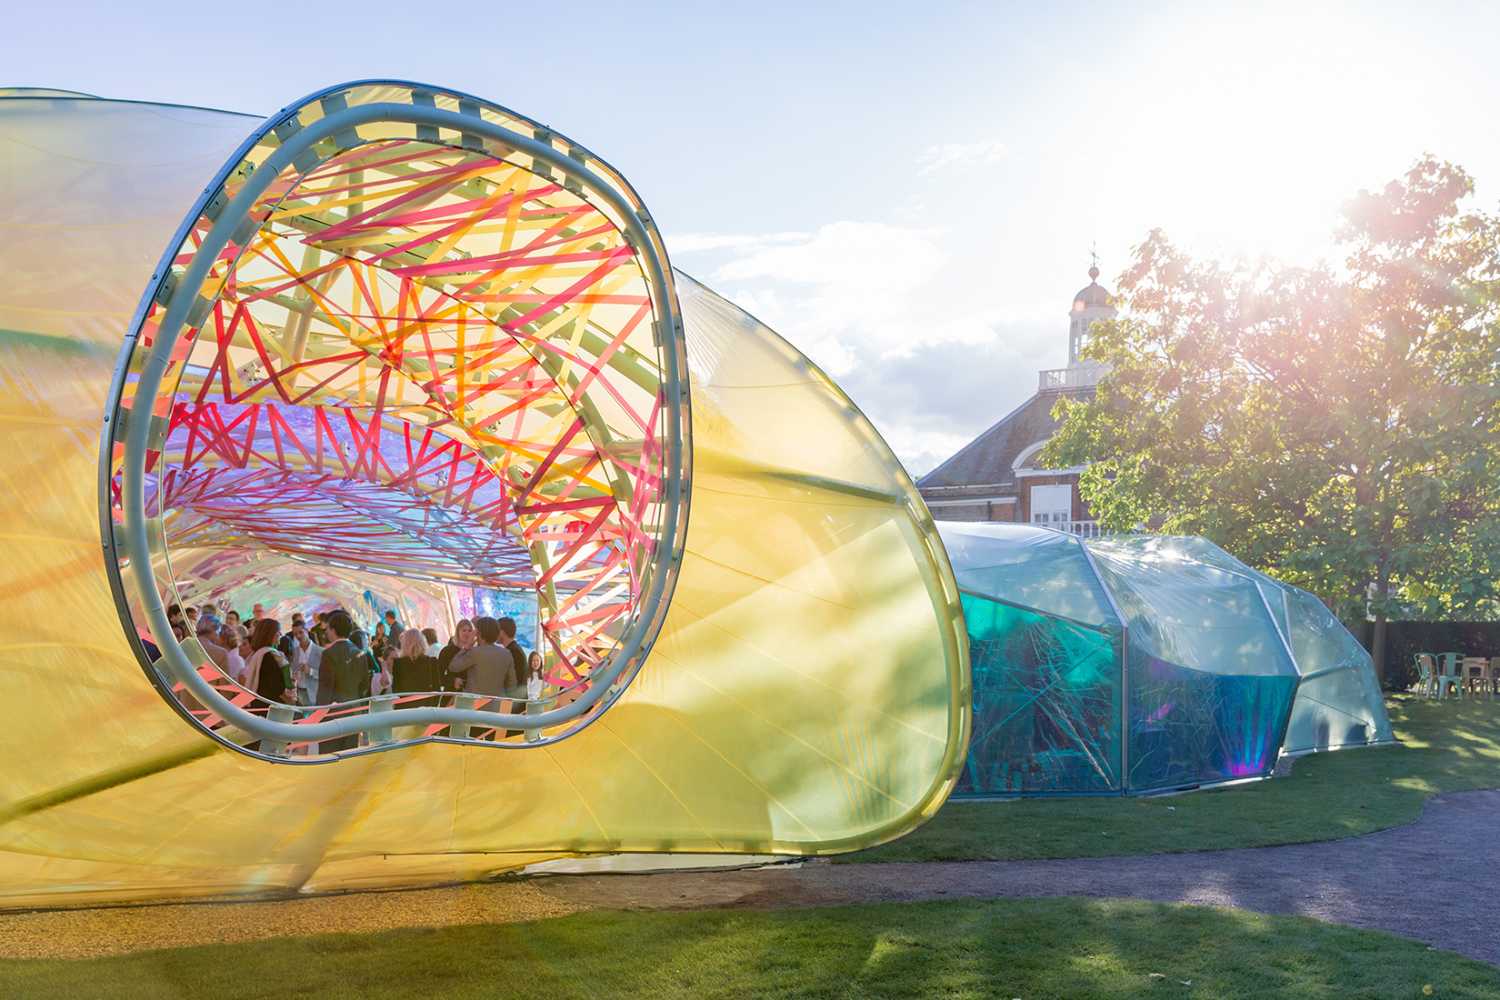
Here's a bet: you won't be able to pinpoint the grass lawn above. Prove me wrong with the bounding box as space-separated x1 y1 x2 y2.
845 696 1500 863
3 897 1497 999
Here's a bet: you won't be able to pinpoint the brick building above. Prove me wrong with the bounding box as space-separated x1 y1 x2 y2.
917 263 1114 535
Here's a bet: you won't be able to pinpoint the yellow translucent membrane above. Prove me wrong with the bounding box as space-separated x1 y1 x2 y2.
0 92 967 907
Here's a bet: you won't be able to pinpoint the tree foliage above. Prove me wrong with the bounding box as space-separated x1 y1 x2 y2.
1043 158 1500 650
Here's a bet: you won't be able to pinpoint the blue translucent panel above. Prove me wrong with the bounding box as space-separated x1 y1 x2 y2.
956 593 1121 795
1087 539 1299 790
1150 536 1296 639
1125 648 1297 791
938 523 1116 626
453 588 541 650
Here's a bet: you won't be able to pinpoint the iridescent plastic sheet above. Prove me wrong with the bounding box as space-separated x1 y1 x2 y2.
0 90 968 907
939 523 1391 797
958 593 1121 794
1087 538 1299 791
1130 537 1394 753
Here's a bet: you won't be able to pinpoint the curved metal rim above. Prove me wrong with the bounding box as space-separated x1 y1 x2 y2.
100 82 690 754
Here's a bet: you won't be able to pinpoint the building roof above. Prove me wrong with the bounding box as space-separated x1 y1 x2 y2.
918 385 1090 490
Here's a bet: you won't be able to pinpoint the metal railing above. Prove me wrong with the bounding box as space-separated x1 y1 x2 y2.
164 662 579 758
1038 365 1105 390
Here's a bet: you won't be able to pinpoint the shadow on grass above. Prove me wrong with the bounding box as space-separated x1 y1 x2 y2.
843 696 1500 863
2 898 1497 999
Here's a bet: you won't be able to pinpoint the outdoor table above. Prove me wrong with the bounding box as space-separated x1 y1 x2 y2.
1467 657 1497 699
1462 657 1490 697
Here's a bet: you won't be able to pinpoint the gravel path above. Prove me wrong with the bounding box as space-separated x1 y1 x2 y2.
537 789 1500 967
2 789 1493 964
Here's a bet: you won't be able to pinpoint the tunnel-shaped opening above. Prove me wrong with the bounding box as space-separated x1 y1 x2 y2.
104 83 689 758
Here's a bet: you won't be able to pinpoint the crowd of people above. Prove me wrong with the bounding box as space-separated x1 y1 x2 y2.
164 601 544 711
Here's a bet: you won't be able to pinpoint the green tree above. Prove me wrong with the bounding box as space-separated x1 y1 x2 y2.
1043 158 1500 681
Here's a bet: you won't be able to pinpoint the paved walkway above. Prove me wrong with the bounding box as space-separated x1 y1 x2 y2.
537 789 1500 966
1 790 1494 964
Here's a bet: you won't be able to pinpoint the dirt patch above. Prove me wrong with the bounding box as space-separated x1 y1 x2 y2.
0 881 579 960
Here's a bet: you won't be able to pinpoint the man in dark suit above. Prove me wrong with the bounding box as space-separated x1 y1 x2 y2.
316 610 369 752
497 617 529 688
495 617 533 740
277 613 305 660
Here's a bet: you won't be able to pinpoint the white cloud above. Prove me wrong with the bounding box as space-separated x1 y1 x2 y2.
838 327 1059 476
915 139 1008 175
675 217 1069 472
712 221 942 288
666 231 808 255
703 221 947 376
874 426 977 479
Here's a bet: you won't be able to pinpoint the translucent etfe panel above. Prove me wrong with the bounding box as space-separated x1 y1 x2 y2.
1087 539 1298 791
0 90 967 908
956 593 1121 795
671 273 969 844
1281 587 1394 752
937 522 1115 627
1087 538 1297 679
165 546 455 633
1159 536 1295 640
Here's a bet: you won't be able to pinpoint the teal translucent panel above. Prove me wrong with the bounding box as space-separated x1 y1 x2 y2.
1131 535 1255 575
1280 588 1395 752
1124 642 1298 791
938 523 1115 626
1256 581 1291 640
957 592 1121 795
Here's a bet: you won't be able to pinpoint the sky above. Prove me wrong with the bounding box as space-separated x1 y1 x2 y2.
8 1 1500 473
